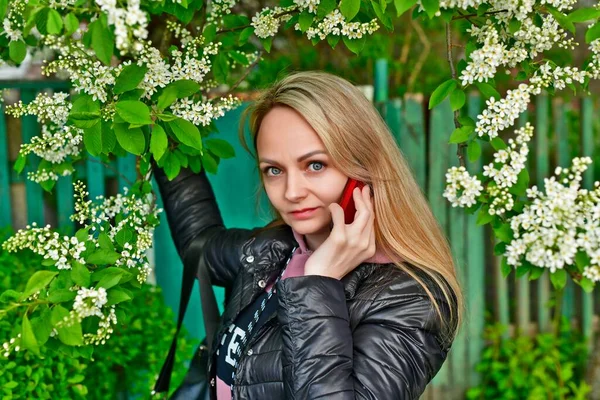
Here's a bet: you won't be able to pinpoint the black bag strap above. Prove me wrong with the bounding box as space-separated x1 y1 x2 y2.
153 235 220 394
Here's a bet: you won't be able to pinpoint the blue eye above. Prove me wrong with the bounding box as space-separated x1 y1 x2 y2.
265 167 282 176
309 162 325 171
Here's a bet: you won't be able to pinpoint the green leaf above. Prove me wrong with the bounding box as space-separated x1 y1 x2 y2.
529 266 545 281
550 269 567 290
579 277 594 293
22 314 40 356
547 6 575 34
157 80 201 110
35 8 51 34
500 258 512 278
90 18 114 65
14 153 26 174
168 118 203 150
101 121 116 153
64 13 79 35
475 82 500 100
205 138 235 158
84 123 103 156
21 271 58 300
213 52 229 83
9 40 27 63
493 223 513 242
298 11 314 32
69 94 101 128
342 35 366 55
164 152 181 180
508 19 521 34
46 8 63 34
201 151 218 174
394 0 417 16
51 305 83 346
95 268 124 289
0 289 21 303
203 23 217 42
115 100 152 125
106 287 132 306
371 1 393 30
114 123 146 155
476 206 494 226
71 261 91 287
151 124 168 161
449 126 474 144
115 226 134 246
340 0 360 20
421 0 439 18
508 168 529 196
86 249 121 265
586 22 600 43
228 51 249 65
516 264 531 278
47 289 77 303
98 232 115 251
450 89 466 111
567 8 600 23
317 0 337 18
429 79 457 109
467 140 481 162
239 27 254 45
575 251 590 272
490 137 507 150
262 36 273 53
114 64 148 94
327 34 340 48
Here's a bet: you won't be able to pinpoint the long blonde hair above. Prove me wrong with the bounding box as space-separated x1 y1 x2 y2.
239 71 463 342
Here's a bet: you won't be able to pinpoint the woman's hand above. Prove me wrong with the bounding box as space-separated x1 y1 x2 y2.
304 185 376 280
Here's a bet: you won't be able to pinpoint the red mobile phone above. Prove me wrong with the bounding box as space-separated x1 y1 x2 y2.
339 178 366 224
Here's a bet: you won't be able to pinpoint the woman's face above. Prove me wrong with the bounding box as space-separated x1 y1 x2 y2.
257 106 348 237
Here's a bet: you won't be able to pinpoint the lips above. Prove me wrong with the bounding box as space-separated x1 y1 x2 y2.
291 207 318 214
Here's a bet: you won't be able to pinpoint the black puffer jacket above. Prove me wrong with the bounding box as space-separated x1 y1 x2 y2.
155 167 456 400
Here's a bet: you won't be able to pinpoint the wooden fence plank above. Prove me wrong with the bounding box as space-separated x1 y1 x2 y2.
517 111 531 334
56 175 74 234
428 99 453 389
117 153 137 193
554 99 575 323
86 156 106 201
0 104 12 227
536 93 551 333
385 98 402 147
466 94 485 387
403 95 426 189
581 97 595 350
20 89 44 226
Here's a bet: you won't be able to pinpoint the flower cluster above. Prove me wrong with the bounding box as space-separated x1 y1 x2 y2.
206 0 237 21
298 9 379 41
71 181 160 283
84 307 118 345
1 0 27 42
95 0 149 55
42 37 116 103
443 166 484 208
73 287 108 319
294 0 320 13
2 223 87 270
5 92 71 125
252 9 281 39
19 124 83 164
171 95 241 126
505 157 600 280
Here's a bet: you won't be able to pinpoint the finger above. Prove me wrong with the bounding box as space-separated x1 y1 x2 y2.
362 185 374 214
328 202 346 231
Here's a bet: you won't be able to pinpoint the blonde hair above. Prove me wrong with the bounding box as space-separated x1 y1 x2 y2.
239 71 463 342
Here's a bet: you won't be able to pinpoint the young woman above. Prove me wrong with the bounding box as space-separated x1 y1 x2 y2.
155 71 463 399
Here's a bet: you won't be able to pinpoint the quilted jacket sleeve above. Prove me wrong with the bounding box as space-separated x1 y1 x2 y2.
276 273 454 399
154 166 253 288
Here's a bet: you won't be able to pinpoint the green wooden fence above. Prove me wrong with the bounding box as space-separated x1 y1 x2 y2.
1 78 599 399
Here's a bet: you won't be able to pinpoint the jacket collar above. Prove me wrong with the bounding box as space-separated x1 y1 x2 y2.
249 224 390 299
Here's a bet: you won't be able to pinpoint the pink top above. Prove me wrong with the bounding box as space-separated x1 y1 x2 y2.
216 229 392 399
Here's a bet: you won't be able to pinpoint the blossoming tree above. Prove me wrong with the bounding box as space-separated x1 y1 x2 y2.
0 0 599 358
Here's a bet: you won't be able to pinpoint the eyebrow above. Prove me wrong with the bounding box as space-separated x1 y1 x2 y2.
259 150 327 165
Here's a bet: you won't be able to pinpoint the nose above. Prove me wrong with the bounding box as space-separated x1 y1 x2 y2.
284 171 308 202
